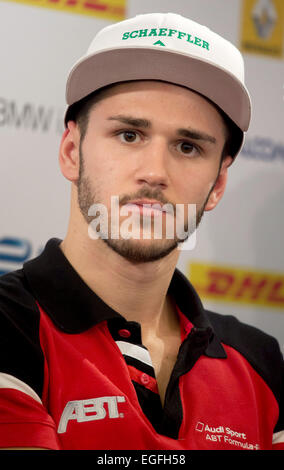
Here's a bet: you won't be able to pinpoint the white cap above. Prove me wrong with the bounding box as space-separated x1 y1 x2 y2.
65 13 251 156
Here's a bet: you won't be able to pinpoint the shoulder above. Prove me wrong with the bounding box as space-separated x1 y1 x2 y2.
207 310 283 405
0 267 38 311
207 310 281 354
0 268 40 338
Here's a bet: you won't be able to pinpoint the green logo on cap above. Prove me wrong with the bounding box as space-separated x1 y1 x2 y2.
153 40 166 46
121 27 210 51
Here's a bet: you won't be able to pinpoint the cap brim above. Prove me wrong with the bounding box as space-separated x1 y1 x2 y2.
66 47 251 132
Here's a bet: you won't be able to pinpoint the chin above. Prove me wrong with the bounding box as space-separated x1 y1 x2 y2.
102 237 179 263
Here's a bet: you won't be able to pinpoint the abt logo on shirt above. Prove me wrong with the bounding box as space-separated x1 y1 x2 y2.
58 396 126 433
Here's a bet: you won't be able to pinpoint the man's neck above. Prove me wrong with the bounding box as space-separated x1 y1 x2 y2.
60 231 179 331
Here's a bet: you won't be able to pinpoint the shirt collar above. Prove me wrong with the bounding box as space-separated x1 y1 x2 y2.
23 238 226 358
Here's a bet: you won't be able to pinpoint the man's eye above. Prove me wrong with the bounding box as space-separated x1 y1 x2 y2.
177 141 199 156
119 131 140 143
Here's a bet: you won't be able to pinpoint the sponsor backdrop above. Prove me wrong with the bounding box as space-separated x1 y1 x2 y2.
0 0 283 350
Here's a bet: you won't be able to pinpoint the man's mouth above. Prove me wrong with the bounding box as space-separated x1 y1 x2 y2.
123 199 170 216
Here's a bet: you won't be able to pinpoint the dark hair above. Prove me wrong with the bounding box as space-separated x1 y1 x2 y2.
217 107 243 163
65 82 243 162
65 85 114 140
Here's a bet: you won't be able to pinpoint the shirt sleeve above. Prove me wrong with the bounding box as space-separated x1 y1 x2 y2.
0 377 60 449
0 269 60 449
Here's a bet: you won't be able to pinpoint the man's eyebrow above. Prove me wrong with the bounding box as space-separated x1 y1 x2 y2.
107 115 216 144
177 128 216 144
107 115 151 128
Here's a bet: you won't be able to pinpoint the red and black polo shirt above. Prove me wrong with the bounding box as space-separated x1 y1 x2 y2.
0 238 283 450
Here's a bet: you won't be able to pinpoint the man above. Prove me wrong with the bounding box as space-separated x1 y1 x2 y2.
0 13 283 450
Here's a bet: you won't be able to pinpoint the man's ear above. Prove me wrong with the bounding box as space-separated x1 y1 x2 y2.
59 121 81 182
204 156 233 211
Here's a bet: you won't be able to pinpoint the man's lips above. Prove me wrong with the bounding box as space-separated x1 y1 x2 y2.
122 199 170 216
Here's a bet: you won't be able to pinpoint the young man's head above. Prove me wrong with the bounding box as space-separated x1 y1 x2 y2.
59 13 251 263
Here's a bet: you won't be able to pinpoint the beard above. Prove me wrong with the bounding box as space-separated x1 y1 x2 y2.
77 151 215 263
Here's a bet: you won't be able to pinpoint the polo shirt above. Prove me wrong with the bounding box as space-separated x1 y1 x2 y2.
0 238 283 450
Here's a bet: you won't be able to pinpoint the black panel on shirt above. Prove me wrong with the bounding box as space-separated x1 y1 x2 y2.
161 326 213 439
208 311 284 433
0 269 44 398
133 382 164 432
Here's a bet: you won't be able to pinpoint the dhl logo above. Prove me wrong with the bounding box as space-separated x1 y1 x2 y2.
3 0 126 21
188 262 284 309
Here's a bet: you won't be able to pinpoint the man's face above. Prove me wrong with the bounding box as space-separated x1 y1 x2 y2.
75 81 230 262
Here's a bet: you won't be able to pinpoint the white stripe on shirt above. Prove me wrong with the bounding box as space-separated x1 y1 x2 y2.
273 430 284 445
0 372 42 404
116 341 153 367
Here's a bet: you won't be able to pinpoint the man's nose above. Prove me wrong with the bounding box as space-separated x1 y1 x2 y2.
134 139 169 189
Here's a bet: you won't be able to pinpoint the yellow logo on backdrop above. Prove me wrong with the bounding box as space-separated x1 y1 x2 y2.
188 262 284 309
3 0 126 21
240 0 284 58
